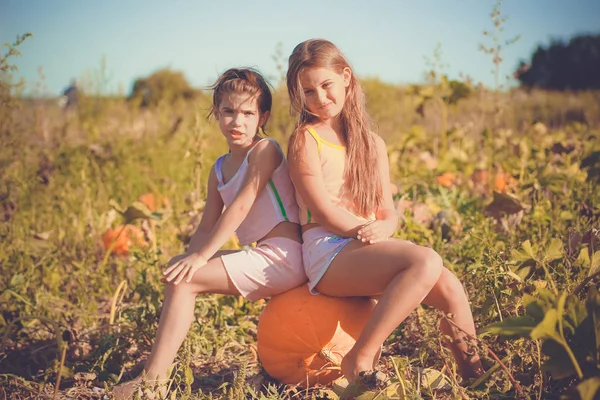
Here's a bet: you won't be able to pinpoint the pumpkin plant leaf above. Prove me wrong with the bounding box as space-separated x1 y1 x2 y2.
586 286 600 368
531 309 561 342
121 201 159 224
525 299 547 324
563 296 588 335
515 265 532 281
576 249 591 268
540 339 577 380
512 240 537 263
485 191 526 219
542 353 577 380
483 316 537 337
419 368 452 391
563 294 588 336
544 238 564 262
589 251 600 277
577 376 600 400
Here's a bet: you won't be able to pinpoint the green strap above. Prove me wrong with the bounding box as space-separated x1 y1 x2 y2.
268 179 289 222
307 209 312 224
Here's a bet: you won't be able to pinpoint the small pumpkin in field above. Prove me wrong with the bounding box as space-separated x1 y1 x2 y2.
494 172 518 193
137 193 171 212
257 285 376 387
101 224 146 256
436 172 456 188
471 169 490 187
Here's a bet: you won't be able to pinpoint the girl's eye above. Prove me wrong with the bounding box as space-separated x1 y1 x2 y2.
224 109 234 114
304 90 313 95
244 111 255 116
323 82 331 88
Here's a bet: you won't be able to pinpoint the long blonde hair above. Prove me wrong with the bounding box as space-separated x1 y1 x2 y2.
286 39 381 217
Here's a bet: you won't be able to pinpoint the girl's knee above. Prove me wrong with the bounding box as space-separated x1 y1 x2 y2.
438 269 468 301
165 280 199 296
419 248 443 283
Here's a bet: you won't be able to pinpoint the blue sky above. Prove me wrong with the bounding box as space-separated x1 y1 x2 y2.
2 0 599 96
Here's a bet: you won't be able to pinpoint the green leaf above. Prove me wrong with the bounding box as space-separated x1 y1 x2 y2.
512 240 537 263
121 201 159 224
557 292 568 329
486 191 527 219
586 286 600 368
419 368 452 390
577 376 600 400
563 295 588 336
184 365 194 386
525 299 547 323
515 265 532 281
544 238 564 262
524 290 557 316
531 309 560 341
542 354 577 380
576 249 591 268
590 251 600 277
503 270 523 282
9 273 24 287
483 316 537 337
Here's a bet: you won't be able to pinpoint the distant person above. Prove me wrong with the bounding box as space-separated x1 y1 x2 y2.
61 79 79 112
112 67 306 399
285 39 485 384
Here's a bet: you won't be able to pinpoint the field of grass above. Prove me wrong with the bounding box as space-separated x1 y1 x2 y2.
1 42 600 399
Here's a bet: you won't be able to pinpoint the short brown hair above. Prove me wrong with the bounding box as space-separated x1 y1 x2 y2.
208 68 272 133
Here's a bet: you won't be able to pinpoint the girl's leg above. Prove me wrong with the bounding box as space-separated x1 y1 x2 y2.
113 250 240 399
421 267 484 379
315 239 443 382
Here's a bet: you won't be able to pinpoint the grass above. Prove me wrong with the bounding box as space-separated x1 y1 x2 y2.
1 79 599 399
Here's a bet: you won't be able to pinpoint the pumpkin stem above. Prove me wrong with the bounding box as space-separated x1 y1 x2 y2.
318 347 341 367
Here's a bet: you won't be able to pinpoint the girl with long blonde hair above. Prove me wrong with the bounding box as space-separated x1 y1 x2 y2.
286 39 484 383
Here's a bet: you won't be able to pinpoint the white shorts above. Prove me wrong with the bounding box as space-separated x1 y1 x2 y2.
221 237 306 301
301 226 354 295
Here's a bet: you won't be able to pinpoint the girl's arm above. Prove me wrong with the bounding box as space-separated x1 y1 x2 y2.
288 130 366 238
186 164 224 255
192 140 282 260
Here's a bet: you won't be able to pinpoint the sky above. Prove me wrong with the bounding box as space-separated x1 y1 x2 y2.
2 0 599 96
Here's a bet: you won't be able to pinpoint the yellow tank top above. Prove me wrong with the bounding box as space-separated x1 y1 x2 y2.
296 127 371 225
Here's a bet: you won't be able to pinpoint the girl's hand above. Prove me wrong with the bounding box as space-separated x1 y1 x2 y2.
162 253 208 285
357 219 396 244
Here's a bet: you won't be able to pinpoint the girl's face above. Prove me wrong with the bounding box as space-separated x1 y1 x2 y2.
299 66 351 122
215 92 269 149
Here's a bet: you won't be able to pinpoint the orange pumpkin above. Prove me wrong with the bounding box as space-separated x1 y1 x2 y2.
494 172 518 193
137 193 171 212
471 170 490 187
257 285 375 386
138 193 156 211
436 172 456 188
101 224 146 256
